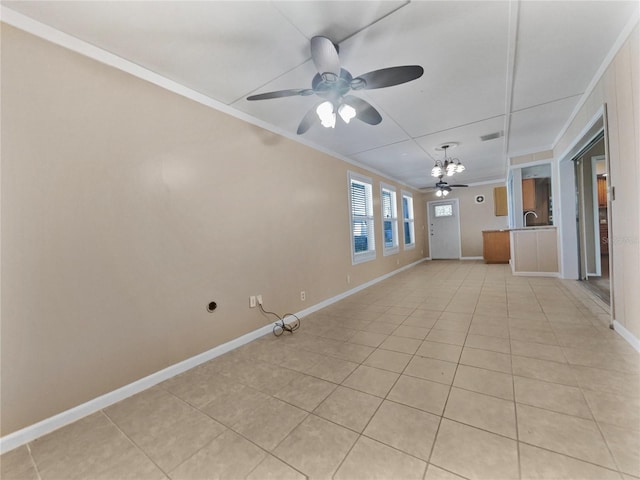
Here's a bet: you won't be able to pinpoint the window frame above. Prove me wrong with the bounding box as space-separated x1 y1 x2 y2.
402 190 415 249
348 172 376 264
380 182 399 256
434 204 453 217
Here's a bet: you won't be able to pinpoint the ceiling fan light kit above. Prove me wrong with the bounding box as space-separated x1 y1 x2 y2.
316 101 336 128
338 103 356 124
247 36 424 134
316 101 358 129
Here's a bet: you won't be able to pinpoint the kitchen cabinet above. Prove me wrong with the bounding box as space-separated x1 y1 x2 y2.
597 177 607 207
510 228 558 275
483 230 510 264
522 178 549 225
522 179 536 211
600 223 608 255
494 186 508 216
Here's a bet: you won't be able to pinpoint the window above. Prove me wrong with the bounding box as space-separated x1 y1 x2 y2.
434 204 453 217
508 162 553 228
380 183 399 255
402 191 415 249
349 172 376 263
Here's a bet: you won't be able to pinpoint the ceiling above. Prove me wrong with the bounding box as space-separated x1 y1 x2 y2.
2 1 638 189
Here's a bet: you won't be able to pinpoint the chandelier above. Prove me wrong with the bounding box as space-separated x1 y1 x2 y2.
431 143 465 178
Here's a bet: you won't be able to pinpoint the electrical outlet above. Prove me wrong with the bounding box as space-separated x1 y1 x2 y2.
249 296 256 308
257 294 263 305
347 274 351 284
300 291 306 301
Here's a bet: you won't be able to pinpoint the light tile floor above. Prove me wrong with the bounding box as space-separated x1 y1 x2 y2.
2 261 639 480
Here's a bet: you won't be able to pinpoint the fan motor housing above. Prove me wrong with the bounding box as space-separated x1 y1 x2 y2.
312 69 354 101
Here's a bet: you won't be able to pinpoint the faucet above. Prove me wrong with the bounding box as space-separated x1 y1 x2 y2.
524 210 538 226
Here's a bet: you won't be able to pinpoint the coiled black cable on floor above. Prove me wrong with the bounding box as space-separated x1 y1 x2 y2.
258 303 301 337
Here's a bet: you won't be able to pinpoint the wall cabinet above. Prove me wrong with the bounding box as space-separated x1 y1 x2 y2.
494 186 508 216
522 178 550 225
483 230 510 264
522 179 536 211
600 223 609 255
597 177 607 207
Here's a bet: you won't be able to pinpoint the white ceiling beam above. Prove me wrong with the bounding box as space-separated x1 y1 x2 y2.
502 0 520 168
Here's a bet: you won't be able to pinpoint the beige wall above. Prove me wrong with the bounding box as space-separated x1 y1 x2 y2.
510 150 553 166
0 24 426 435
422 183 509 258
554 25 639 340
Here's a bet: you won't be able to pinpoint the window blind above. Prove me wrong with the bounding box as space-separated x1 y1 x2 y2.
349 172 376 263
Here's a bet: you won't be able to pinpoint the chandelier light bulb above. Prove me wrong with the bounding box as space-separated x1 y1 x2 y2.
442 189 449 196
456 161 465 173
338 104 356 124
316 101 336 128
431 164 443 177
435 189 443 197
446 161 456 176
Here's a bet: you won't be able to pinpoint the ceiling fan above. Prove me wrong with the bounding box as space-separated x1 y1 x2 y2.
433 177 468 197
247 36 424 134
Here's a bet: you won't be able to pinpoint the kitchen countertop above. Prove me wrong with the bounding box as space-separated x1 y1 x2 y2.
483 226 557 232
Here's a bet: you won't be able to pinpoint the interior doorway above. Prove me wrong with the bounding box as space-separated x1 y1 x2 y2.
427 199 461 259
573 133 611 304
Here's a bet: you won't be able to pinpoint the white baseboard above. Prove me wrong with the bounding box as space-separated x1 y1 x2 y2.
0 324 273 455
613 320 640 353
0 258 426 454
512 271 560 277
295 258 426 318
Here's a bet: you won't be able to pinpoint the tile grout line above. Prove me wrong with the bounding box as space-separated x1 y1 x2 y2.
100 410 171 478
25 442 43 480
519 276 626 477
422 267 479 477
570 363 628 476
508 276 522 480
517 439 627 476
179 387 309 478
329 302 428 478
156 364 311 478
327 276 470 478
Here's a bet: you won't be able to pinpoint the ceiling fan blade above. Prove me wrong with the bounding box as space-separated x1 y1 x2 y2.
353 65 424 90
343 95 382 125
310 36 341 77
247 89 313 101
297 104 321 135
450 184 468 188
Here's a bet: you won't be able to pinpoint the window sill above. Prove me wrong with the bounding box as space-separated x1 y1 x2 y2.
352 251 376 265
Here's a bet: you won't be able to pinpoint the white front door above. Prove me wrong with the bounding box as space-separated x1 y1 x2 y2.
428 199 461 259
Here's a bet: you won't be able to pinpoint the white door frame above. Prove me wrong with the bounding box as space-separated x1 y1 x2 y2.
557 107 604 280
589 155 605 276
426 198 462 259
556 105 613 322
